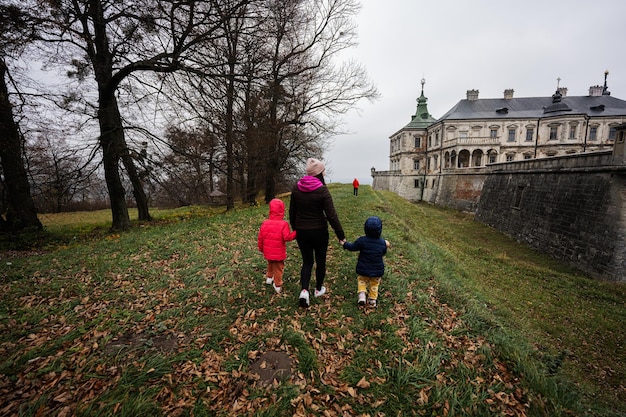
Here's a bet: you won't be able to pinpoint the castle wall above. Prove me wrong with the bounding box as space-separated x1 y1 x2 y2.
371 170 421 201
475 151 626 281
372 151 626 281
432 170 487 212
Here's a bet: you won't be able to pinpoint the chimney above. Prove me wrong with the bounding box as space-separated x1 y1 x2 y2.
466 89 479 101
503 89 514 99
558 87 568 97
589 85 603 97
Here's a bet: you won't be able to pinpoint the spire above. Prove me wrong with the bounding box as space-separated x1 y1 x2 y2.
415 78 427 111
552 77 563 102
603 70 611 95
404 78 437 129
414 79 430 119
544 76 571 114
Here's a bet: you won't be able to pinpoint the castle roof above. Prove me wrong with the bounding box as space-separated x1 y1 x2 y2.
438 94 626 121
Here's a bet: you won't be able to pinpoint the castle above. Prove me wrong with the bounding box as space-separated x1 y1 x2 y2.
371 74 626 281
372 73 626 202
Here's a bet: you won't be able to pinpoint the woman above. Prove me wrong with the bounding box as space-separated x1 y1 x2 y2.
289 158 345 308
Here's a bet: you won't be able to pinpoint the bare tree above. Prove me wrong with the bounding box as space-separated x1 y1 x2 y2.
26 133 97 213
159 0 378 205
156 0 262 209
50 0 377 213
256 0 378 202
157 125 221 206
0 4 43 232
36 0 250 229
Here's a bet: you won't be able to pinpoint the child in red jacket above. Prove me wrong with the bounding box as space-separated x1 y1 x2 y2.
258 199 297 293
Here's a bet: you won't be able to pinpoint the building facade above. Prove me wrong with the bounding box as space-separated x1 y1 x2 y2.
372 75 626 203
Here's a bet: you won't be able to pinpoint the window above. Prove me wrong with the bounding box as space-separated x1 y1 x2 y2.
490 128 498 138
506 154 514 162
414 136 421 148
489 153 497 164
460 132 468 139
414 179 420 188
524 153 532 160
435 132 440 145
569 125 576 140
508 128 516 142
549 126 558 140
413 159 420 170
391 139 398 153
512 185 526 209
589 126 597 141
609 127 617 141
525 128 534 142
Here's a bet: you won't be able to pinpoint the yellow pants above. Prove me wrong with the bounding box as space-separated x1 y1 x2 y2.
357 276 382 300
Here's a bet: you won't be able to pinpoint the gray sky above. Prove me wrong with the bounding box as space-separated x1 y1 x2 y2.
323 0 626 184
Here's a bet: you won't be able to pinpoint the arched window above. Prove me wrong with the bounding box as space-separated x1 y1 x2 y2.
471 149 484 167
458 150 470 168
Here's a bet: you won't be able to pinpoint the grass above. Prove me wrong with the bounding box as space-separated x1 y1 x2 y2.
0 184 624 416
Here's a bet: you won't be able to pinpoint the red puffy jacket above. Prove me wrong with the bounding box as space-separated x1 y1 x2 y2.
258 199 296 261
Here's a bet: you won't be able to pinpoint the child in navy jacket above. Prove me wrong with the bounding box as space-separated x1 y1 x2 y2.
341 216 390 307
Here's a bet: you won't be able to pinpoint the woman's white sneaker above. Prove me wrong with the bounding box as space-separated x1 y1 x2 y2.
299 289 310 307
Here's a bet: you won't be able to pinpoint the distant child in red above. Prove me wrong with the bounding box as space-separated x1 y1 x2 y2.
258 199 296 293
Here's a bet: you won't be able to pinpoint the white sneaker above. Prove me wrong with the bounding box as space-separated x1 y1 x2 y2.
314 286 326 297
367 299 377 308
273 283 281 293
358 291 366 305
265 277 273 285
299 289 310 307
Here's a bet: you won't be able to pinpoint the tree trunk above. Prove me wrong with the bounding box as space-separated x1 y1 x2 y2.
98 94 131 230
264 154 280 204
264 175 276 204
264 81 281 203
0 60 42 232
86 0 131 230
245 157 260 204
120 141 151 221
225 65 236 210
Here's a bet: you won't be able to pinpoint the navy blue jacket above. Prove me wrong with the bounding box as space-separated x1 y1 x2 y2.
343 216 387 277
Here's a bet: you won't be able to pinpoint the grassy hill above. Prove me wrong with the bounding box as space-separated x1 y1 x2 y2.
1 184 624 416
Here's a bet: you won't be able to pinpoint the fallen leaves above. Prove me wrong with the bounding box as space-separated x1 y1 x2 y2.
2 235 540 417
355 376 370 389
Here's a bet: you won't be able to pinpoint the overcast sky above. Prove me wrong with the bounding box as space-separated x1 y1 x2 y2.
323 0 626 184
